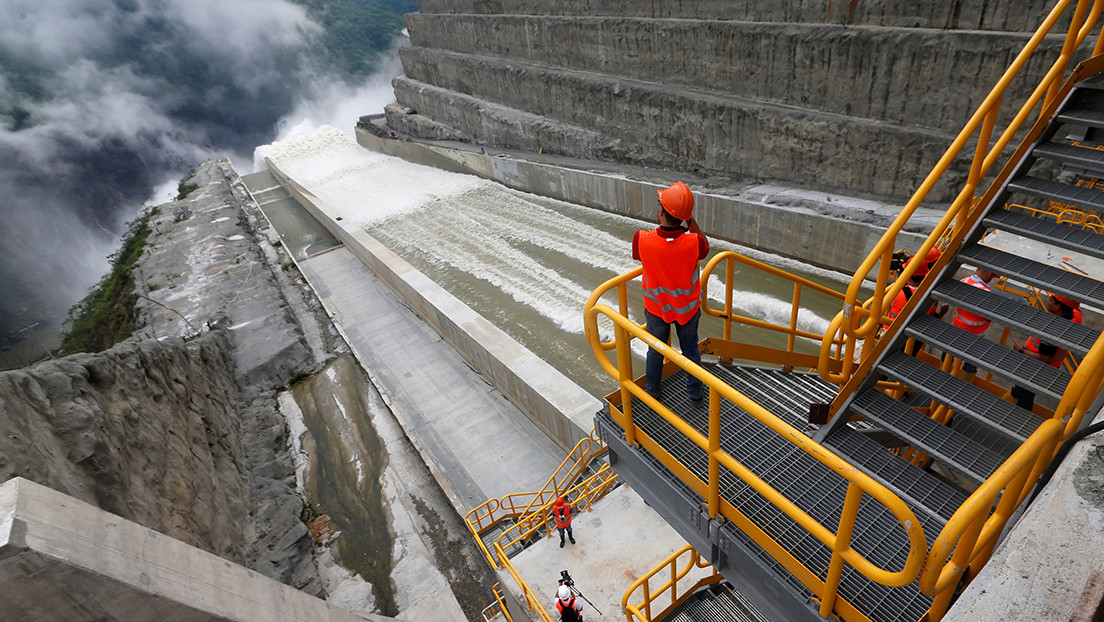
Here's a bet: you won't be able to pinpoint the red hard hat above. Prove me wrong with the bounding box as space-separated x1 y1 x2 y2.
904 255 929 277
1050 293 1081 309
657 181 694 221
923 246 942 266
554 497 565 506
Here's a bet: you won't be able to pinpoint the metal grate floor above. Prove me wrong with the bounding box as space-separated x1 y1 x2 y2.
619 364 936 622
665 582 772 622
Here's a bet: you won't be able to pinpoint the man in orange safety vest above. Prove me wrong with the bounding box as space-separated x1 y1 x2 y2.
1010 293 1082 411
633 181 710 401
950 267 1000 375
553 496 575 548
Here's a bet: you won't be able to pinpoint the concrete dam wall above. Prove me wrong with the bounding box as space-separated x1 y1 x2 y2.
390 0 1068 203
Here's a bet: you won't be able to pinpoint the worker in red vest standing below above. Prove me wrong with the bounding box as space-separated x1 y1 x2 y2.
1010 292 1082 411
951 267 1000 376
633 181 710 401
553 496 575 548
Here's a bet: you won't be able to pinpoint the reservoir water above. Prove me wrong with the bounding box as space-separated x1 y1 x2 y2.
257 126 856 398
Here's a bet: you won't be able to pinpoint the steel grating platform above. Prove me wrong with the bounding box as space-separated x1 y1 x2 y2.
602 364 936 622
666 582 771 622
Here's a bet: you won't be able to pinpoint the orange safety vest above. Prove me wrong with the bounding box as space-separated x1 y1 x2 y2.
882 284 915 331
556 596 581 621
553 503 573 528
1025 311 1082 368
637 229 702 323
952 275 993 335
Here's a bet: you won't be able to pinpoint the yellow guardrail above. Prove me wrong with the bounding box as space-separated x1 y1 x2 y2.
494 541 556 622
482 583 514 622
583 290 927 618
466 431 606 568
494 465 619 555
820 0 1104 396
699 251 848 367
622 545 722 622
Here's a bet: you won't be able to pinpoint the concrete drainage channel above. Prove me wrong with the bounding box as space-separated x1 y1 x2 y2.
282 353 497 619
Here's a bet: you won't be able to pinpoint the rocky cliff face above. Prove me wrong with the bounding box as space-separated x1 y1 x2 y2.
390 0 1069 203
0 159 327 593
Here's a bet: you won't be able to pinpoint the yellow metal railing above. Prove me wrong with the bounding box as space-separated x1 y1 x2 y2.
699 251 848 370
494 541 556 622
820 0 1104 396
466 431 606 568
622 545 722 622
482 583 514 622
466 435 619 622
584 287 927 619
493 464 619 559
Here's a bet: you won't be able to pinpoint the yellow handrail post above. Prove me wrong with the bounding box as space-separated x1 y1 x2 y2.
930 514 985 622
820 482 863 618
788 282 802 357
967 464 1032 582
1046 0 1093 109
616 320 637 446
723 256 735 344
708 385 721 518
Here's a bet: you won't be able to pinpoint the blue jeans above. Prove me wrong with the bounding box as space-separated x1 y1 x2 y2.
645 309 703 399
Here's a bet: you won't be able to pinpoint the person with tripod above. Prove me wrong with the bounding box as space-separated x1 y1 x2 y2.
554 584 584 622
555 570 599 621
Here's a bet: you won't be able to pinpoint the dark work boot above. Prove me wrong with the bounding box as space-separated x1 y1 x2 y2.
560 537 565 548
569 535 576 544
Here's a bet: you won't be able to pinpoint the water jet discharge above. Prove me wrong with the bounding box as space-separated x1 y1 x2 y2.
258 126 853 398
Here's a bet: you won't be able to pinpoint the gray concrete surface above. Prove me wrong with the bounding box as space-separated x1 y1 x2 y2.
394 2 1067 202
267 159 602 456
356 124 934 274
510 485 711 622
0 477 397 622
414 0 1057 32
292 245 566 511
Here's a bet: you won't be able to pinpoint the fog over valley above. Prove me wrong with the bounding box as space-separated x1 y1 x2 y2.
0 0 411 350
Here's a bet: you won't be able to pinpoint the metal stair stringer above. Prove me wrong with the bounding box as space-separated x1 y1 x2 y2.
796 67 1104 621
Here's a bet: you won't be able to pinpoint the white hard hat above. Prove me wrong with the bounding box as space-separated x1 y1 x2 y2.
557 585 571 600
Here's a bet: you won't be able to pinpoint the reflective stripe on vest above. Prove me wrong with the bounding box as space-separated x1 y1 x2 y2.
638 229 702 323
952 275 993 334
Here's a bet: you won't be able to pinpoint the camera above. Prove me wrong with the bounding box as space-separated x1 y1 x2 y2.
889 250 912 273
560 570 574 587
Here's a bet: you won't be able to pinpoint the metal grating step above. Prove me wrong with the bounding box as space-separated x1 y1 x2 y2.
620 371 937 622
931 279 1098 356
1006 174 1104 212
878 352 1041 443
1077 73 1104 89
665 583 771 622
958 244 1104 308
1057 106 1104 130
949 415 1023 464
906 315 1070 400
710 366 837 431
822 426 966 526
851 390 1005 484
985 207 1104 261
1031 141 1104 170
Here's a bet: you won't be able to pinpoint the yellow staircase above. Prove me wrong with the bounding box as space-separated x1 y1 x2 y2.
586 2 1104 620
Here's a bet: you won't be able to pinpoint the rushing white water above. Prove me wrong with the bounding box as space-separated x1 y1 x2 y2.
258 126 852 396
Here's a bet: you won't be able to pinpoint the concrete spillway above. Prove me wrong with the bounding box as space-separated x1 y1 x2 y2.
258 126 852 398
